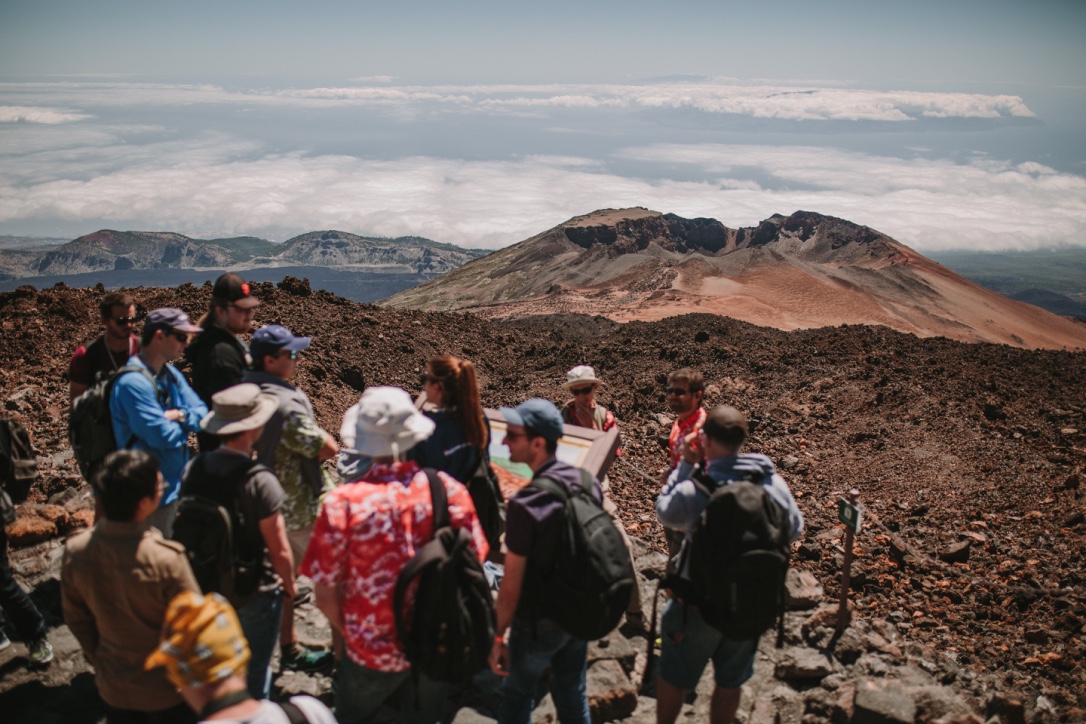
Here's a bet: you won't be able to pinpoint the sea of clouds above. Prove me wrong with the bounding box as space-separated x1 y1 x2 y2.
0 78 1082 252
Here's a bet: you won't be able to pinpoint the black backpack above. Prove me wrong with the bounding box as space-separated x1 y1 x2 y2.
666 466 791 640
394 469 495 684
172 455 267 603
466 454 506 557
0 418 37 526
522 469 635 641
69 365 156 484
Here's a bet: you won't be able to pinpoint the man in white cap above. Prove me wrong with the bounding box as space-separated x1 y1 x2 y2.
179 383 297 701
110 307 208 536
301 387 488 724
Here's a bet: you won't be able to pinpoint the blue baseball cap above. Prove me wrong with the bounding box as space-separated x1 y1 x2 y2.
250 324 311 362
144 308 202 335
499 398 564 443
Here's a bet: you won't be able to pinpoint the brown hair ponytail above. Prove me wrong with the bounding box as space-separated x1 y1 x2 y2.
428 355 487 451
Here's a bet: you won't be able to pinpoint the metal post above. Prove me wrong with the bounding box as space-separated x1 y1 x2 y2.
837 488 859 631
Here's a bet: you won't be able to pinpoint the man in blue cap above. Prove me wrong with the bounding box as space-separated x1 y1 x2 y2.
109 308 208 537
489 399 598 724
244 324 337 672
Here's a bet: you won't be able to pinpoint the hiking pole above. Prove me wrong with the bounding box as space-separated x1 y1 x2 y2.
836 488 861 632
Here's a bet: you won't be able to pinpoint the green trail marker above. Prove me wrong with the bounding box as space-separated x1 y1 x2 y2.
838 497 862 534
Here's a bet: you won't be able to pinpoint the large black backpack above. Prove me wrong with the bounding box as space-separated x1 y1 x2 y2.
667 466 791 640
0 417 37 525
172 455 267 603
466 454 506 557
523 468 635 641
69 365 156 484
394 469 495 684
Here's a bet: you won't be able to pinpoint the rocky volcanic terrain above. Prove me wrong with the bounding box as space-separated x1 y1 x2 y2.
383 208 1086 351
0 280 1084 722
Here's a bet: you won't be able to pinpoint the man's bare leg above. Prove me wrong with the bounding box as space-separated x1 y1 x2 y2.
710 686 741 724
656 676 686 724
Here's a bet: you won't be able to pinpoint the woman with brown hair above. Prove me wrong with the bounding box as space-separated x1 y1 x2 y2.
409 355 504 553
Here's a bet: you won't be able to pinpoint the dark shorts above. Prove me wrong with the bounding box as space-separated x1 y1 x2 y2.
657 598 757 690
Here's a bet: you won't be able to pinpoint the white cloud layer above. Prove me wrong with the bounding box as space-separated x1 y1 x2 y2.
1 135 1082 252
0 80 1034 122
0 105 93 124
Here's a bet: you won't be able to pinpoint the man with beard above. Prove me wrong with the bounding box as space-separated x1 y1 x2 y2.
68 292 141 402
185 273 259 451
659 368 706 570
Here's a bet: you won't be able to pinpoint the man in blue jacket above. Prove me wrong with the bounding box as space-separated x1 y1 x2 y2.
656 405 804 724
110 308 208 537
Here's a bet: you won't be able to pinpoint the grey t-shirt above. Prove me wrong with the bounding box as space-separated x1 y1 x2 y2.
181 448 285 597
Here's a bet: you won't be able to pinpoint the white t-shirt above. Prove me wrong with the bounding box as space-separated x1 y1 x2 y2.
200 696 338 724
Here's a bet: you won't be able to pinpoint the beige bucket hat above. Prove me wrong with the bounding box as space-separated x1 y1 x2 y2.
562 364 604 390
200 383 278 436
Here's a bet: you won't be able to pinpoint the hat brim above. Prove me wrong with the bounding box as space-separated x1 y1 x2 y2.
561 378 602 390
281 336 311 351
172 323 203 334
352 413 435 457
499 406 524 428
199 394 278 436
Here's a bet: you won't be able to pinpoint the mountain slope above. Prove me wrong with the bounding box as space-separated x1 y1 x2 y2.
5 229 485 277
381 208 1086 350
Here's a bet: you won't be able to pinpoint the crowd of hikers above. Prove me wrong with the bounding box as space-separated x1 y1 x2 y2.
0 275 805 724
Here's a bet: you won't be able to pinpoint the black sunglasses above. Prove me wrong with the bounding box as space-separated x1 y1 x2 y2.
170 331 190 343
112 316 139 325
419 372 438 386
571 386 595 396
666 387 690 396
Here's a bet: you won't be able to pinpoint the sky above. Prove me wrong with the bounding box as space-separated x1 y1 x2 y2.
1 0 1084 252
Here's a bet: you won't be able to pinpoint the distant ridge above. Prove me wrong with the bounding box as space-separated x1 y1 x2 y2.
0 229 487 280
380 207 1086 350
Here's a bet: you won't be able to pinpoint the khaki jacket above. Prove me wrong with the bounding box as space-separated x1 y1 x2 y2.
61 520 198 711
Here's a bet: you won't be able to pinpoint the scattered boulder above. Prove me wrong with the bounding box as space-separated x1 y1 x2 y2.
939 541 971 564
785 569 824 610
774 646 836 682
586 659 637 721
852 678 917 724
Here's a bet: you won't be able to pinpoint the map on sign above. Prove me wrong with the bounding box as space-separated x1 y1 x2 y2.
838 498 862 534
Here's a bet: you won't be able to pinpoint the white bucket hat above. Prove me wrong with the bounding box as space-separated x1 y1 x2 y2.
562 364 604 390
200 384 278 436
340 386 435 458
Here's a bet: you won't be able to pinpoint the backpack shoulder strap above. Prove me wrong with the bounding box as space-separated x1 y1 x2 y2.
277 700 310 724
424 467 449 533
532 475 569 502
689 464 716 498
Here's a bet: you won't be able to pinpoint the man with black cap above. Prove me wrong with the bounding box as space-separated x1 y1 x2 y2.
243 324 337 672
655 406 804 724
185 273 260 451
489 398 600 724
109 308 208 536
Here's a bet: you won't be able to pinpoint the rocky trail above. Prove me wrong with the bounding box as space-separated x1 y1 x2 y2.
0 278 1083 722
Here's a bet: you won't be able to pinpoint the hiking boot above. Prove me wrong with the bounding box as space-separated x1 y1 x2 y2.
27 636 53 668
280 642 332 672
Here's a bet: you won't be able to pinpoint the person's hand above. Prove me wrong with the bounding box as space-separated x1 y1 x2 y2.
489 637 510 677
163 408 183 422
279 576 297 602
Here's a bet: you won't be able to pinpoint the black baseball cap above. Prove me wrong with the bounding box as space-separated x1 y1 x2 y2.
212 273 260 309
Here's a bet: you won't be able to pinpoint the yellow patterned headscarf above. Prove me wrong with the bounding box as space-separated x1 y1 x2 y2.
145 591 250 689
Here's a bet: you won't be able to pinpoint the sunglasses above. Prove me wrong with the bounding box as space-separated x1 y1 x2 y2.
571 386 595 396
112 316 139 325
170 331 190 344
278 349 300 360
503 430 526 441
418 372 439 386
666 387 690 396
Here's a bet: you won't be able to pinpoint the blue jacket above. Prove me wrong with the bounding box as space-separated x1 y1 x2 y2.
657 452 805 576
109 355 207 505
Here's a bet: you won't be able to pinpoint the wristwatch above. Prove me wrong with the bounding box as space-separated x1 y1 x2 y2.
177 410 186 425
